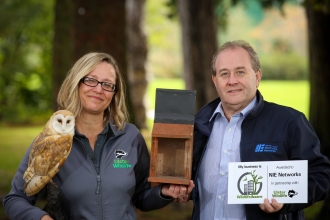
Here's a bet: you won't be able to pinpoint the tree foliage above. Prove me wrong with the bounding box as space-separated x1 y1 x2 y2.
0 0 138 125
0 0 54 124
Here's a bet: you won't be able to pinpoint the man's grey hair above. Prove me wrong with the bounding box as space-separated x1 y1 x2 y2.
211 40 261 75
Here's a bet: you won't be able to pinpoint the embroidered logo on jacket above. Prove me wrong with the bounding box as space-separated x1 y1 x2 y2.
255 144 278 153
113 149 132 168
115 149 128 159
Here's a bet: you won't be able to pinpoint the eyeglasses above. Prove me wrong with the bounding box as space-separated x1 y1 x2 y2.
80 77 116 92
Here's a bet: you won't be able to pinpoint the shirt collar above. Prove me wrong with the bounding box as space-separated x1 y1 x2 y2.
75 123 110 138
209 96 257 122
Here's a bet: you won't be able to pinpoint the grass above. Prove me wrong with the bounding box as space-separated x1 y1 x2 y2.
146 77 185 108
145 77 185 129
146 78 310 118
0 79 318 219
259 80 310 117
0 126 43 193
0 126 44 219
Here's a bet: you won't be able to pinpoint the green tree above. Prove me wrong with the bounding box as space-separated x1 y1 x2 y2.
0 0 54 124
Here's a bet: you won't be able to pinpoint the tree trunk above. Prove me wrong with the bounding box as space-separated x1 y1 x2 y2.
305 2 330 219
126 0 148 129
72 0 135 123
52 0 74 111
306 3 330 158
177 0 218 111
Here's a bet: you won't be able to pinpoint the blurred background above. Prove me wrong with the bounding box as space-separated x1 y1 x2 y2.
0 0 329 219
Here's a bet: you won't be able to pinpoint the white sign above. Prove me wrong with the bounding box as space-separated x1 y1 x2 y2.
228 160 307 204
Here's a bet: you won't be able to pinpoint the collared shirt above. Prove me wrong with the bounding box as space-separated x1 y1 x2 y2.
75 124 110 174
197 97 257 220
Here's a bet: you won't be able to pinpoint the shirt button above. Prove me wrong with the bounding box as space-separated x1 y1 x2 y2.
224 150 227 153
228 128 232 132
218 195 222 199
221 172 225 176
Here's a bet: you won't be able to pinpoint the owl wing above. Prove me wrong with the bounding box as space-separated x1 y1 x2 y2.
23 134 73 197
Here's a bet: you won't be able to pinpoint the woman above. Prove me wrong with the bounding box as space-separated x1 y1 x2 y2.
3 52 194 220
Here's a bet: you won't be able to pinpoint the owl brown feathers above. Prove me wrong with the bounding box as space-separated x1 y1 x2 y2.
23 110 75 196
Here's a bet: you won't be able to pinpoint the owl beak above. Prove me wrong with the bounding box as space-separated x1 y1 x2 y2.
60 124 67 133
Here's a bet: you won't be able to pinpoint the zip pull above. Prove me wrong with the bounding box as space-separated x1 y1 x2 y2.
95 175 101 194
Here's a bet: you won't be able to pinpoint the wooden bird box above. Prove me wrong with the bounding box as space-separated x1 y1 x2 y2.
148 88 196 185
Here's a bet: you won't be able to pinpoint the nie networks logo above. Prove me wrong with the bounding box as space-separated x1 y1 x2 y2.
255 144 278 153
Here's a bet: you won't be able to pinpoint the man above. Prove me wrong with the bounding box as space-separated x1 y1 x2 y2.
189 40 330 219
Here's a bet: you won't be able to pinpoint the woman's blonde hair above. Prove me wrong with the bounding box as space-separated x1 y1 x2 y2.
57 52 128 130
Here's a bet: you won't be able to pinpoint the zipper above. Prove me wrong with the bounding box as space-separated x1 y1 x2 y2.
95 175 101 194
74 137 100 189
74 137 104 218
73 125 123 218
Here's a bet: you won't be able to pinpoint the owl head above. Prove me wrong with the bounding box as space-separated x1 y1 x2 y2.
51 110 75 135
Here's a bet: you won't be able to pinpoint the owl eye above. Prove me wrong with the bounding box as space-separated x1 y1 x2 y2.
57 119 62 123
67 120 71 124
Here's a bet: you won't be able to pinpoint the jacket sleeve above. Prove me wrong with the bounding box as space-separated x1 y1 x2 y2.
2 143 49 220
131 131 173 211
280 113 330 213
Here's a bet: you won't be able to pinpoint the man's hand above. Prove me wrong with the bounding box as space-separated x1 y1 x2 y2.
259 198 284 213
161 180 194 203
41 215 53 220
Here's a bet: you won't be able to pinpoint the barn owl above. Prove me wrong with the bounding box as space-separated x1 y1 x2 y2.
23 109 75 196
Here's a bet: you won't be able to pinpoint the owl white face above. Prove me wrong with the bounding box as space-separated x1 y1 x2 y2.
52 113 75 135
